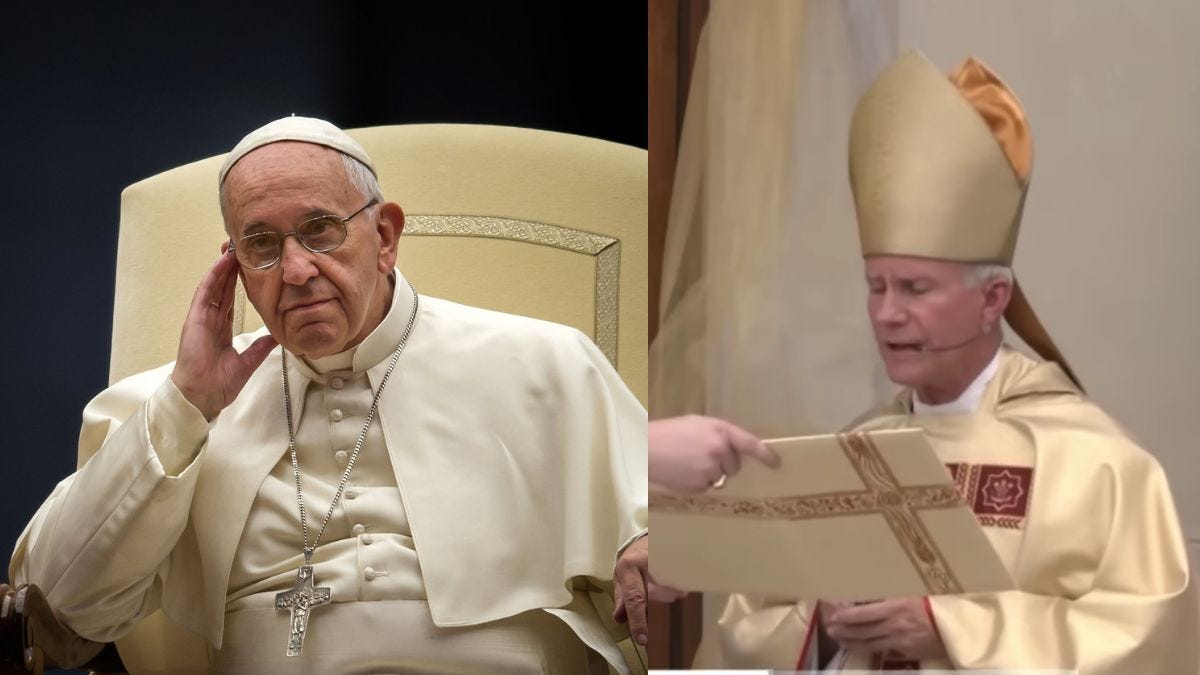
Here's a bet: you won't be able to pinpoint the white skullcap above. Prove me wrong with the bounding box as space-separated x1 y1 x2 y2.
218 115 376 185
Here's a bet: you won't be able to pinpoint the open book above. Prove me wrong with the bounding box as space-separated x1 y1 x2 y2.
649 428 1014 600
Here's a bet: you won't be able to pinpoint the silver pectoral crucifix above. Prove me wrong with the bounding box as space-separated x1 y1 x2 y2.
274 563 332 657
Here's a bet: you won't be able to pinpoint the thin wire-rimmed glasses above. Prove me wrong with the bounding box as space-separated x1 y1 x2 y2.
229 199 379 270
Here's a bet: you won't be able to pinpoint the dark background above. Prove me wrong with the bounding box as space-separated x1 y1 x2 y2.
0 2 645 575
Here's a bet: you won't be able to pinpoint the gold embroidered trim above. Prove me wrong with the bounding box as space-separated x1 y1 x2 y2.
593 241 620 365
976 514 1024 529
406 215 615 254
965 465 982 510
406 214 620 365
649 431 968 595
840 433 963 594
648 484 961 519
233 279 248 335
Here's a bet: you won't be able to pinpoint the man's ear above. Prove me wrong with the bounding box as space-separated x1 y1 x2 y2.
376 201 404 273
981 274 1013 326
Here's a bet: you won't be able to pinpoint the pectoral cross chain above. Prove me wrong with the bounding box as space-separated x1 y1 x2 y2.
274 564 331 656
276 292 417 657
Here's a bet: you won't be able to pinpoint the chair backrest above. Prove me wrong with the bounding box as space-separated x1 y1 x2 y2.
112 123 647 399
104 123 647 673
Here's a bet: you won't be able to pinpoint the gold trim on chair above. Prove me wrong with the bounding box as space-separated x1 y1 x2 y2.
406 214 621 366
233 282 248 337
230 214 622 366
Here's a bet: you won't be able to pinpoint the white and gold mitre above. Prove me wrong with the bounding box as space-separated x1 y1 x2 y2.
850 49 1030 264
849 50 1082 389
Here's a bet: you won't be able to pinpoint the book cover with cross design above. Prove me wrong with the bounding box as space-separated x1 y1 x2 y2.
649 428 1015 600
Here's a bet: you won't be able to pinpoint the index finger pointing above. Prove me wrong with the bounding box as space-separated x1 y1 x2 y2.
720 420 780 468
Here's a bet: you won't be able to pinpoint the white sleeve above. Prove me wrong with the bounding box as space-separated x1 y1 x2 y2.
9 369 210 642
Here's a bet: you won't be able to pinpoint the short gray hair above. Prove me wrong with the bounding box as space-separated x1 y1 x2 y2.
218 149 384 227
962 263 1013 288
340 153 383 203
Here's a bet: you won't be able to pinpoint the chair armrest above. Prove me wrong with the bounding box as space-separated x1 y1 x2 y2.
0 583 119 674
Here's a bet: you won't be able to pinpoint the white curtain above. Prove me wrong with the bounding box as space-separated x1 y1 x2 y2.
651 0 898 437
651 2 902 664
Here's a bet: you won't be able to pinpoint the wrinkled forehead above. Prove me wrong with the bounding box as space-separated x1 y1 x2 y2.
222 143 358 205
863 254 969 281
221 142 357 232
224 141 348 186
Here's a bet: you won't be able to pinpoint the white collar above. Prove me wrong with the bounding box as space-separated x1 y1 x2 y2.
912 347 1001 415
297 269 416 376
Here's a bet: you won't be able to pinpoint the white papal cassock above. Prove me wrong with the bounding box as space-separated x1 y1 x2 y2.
11 271 647 674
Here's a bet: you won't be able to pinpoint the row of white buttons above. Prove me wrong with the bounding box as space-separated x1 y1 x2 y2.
360 517 379 580
332 455 367 501
331 392 369 583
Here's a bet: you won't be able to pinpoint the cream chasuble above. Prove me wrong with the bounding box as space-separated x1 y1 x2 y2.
706 346 1198 672
11 271 646 674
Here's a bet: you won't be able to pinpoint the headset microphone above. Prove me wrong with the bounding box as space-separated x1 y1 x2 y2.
917 328 989 353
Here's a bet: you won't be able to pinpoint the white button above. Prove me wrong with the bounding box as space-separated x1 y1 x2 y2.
352 523 365 536
330 377 345 390
345 488 358 500
361 534 374 545
363 566 376 580
330 409 344 422
335 450 349 464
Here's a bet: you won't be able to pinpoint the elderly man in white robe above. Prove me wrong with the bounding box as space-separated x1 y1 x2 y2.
10 117 653 674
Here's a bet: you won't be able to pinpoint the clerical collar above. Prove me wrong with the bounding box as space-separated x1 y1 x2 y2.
912 347 1001 415
297 269 417 376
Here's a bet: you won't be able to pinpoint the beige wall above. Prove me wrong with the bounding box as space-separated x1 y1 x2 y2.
899 0 1200 564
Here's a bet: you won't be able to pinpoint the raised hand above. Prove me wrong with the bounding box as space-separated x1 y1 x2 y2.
170 251 277 420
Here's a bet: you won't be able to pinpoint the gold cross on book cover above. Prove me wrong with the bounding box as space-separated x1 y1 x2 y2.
649 428 1015 600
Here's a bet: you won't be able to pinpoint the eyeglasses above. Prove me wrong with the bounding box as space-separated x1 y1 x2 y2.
229 199 379 270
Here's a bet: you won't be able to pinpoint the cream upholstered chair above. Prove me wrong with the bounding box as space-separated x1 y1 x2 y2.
111 124 647 397
91 124 647 673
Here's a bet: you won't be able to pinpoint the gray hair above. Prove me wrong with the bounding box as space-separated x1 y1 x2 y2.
962 263 1014 288
218 149 384 227
340 153 383 203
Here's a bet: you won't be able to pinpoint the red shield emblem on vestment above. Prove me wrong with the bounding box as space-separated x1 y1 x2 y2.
946 463 1033 527
973 465 1033 518
981 470 1024 512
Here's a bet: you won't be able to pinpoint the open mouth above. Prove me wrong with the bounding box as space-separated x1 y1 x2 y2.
885 341 923 353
